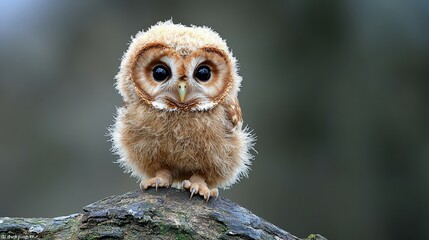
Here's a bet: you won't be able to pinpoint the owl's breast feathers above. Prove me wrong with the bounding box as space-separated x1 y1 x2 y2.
115 102 252 188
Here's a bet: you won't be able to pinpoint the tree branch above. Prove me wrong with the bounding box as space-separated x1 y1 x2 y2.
0 189 326 239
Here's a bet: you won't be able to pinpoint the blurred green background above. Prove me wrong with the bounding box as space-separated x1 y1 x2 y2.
1 1 428 239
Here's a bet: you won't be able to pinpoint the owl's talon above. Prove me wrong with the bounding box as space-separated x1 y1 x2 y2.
141 170 172 191
190 188 197 199
155 178 160 191
210 188 219 199
184 175 218 202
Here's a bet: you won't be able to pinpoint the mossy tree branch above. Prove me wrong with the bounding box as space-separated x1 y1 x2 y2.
0 189 326 239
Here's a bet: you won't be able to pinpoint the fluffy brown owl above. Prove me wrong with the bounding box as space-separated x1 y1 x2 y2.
111 21 255 201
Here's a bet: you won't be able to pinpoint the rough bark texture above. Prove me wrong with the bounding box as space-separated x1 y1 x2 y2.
0 189 327 239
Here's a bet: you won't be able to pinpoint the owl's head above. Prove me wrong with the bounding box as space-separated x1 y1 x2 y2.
116 20 242 111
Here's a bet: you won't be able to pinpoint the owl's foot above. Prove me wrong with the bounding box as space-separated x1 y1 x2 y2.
140 169 172 191
182 175 219 202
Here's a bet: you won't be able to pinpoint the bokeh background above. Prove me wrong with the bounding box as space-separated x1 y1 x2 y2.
1 1 428 239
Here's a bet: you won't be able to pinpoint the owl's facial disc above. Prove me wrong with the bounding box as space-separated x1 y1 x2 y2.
131 44 233 112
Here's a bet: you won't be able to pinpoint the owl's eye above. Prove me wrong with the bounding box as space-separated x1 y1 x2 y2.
152 65 170 82
194 65 211 82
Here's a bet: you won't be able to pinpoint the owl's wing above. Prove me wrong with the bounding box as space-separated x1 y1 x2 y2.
223 97 243 130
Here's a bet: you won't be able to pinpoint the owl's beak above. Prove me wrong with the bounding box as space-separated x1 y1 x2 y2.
177 81 187 103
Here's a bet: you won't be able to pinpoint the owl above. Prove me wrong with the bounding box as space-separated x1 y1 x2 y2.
111 21 255 201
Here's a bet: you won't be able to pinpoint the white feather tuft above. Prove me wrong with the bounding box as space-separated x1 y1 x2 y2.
193 101 217 111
